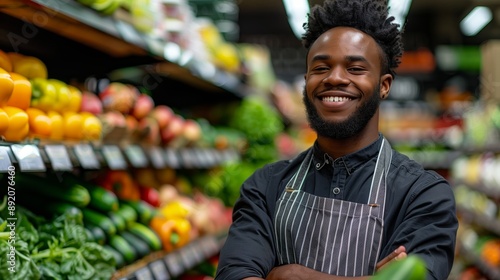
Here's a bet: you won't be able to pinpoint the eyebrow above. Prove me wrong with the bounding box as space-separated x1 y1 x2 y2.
311 54 369 64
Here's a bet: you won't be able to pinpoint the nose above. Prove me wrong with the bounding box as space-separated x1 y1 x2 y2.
322 67 350 86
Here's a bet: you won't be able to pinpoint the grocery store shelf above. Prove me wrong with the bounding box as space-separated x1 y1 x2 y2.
112 232 226 280
399 149 462 170
457 241 500 280
456 205 500 236
0 141 241 172
453 179 500 201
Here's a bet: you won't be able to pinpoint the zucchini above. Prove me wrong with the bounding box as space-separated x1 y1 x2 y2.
115 203 137 229
104 245 126 269
372 255 427 280
120 231 151 258
109 235 137 264
84 227 94 243
81 208 116 238
85 224 107 245
120 199 157 225
17 194 83 220
62 174 119 212
128 222 162 251
15 173 90 207
107 211 126 233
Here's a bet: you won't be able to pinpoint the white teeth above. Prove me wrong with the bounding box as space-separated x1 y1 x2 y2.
323 96 351 102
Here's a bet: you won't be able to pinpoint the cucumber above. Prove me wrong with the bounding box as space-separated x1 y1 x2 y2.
85 224 107 245
81 208 116 238
61 173 119 212
107 211 126 233
15 173 90 207
128 222 162 251
109 235 137 264
115 203 137 229
84 227 94 243
104 245 126 269
17 194 83 220
120 199 157 225
120 231 151 258
371 255 427 280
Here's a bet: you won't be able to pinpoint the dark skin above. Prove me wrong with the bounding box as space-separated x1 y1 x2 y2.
243 26 406 280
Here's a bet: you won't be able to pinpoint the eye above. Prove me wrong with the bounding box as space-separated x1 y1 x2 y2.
348 66 366 73
311 65 329 72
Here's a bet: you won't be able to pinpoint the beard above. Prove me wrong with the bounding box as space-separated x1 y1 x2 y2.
303 85 381 139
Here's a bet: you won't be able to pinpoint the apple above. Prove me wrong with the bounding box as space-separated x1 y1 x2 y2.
80 91 103 115
182 119 202 143
99 82 136 113
101 110 127 127
132 93 155 120
137 116 160 145
125 114 138 134
161 114 184 144
151 105 174 129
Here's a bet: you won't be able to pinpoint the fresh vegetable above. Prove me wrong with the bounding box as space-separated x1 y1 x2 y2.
15 173 91 207
85 224 107 245
104 245 126 269
7 72 31 110
0 108 9 136
3 106 29 141
120 199 156 225
109 234 137 264
81 112 102 141
128 222 162 251
0 67 14 107
26 107 52 138
62 111 83 140
371 255 427 280
47 111 64 140
115 203 138 229
81 208 117 238
140 185 160 207
150 215 191 252
120 231 151 258
11 55 48 79
0 49 12 71
48 79 70 113
30 77 56 112
107 211 126 233
98 171 141 201
67 85 83 112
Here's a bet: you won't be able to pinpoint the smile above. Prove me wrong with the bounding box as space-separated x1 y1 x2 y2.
322 96 352 102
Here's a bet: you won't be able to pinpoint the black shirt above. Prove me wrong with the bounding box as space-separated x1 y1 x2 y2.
215 135 458 280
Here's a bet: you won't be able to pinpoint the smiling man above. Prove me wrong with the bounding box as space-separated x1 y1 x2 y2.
215 1 458 280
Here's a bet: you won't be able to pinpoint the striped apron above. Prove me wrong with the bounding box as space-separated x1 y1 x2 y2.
273 138 392 276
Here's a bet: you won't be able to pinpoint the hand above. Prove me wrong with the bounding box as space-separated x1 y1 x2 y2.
375 245 407 271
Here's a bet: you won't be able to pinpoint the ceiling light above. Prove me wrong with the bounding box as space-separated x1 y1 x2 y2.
460 6 492 36
388 0 413 29
283 0 310 39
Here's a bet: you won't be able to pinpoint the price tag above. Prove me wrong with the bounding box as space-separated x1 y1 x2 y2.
149 259 170 280
101 145 127 170
179 245 199 270
45 145 73 171
179 149 193 168
11 144 46 172
135 266 154 280
74 144 100 169
0 146 13 172
164 149 180 169
164 252 184 277
148 146 166 169
125 145 148 168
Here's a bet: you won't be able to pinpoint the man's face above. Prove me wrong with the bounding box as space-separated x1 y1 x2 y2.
303 27 391 139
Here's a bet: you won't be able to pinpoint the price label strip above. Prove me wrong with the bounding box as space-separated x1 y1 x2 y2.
164 149 181 169
11 144 46 172
45 145 73 171
74 144 100 169
0 146 13 172
134 266 154 280
124 145 149 168
164 252 184 277
101 145 127 170
148 259 170 280
148 146 166 169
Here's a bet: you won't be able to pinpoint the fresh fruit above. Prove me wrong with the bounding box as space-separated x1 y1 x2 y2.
131 93 154 120
81 112 102 140
0 68 14 107
0 49 12 72
80 91 103 115
99 82 138 113
7 72 31 110
151 105 174 129
161 114 184 144
67 85 83 113
182 119 202 143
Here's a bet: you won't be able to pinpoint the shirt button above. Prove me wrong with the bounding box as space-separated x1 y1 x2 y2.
333 187 340 195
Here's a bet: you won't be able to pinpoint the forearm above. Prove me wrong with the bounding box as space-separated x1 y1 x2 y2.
265 264 371 280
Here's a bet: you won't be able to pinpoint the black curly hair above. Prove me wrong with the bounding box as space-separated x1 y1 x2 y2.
302 0 404 77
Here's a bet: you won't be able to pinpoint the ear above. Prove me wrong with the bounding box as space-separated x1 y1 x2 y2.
380 74 393 99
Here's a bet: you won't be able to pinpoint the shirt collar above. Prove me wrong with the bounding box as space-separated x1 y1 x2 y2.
312 134 383 173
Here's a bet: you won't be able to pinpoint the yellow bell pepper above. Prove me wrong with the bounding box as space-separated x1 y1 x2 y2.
150 215 192 252
0 108 9 135
159 200 192 220
67 85 82 113
0 68 14 107
49 79 70 113
81 112 102 141
47 111 64 141
30 78 56 112
63 112 83 140
26 107 52 138
3 106 29 142
7 72 32 110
